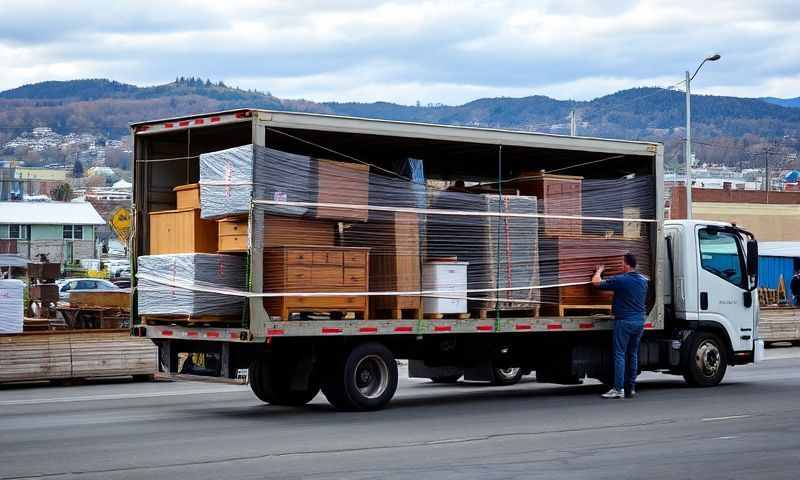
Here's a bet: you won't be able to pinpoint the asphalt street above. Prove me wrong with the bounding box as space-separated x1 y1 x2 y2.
2 348 800 480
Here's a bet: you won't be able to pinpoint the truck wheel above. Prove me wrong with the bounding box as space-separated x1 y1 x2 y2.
430 374 462 384
492 367 523 386
322 342 398 411
683 332 728 387
249 358 320 406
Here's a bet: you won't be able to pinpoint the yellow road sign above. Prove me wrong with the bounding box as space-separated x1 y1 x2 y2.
110 207 131 243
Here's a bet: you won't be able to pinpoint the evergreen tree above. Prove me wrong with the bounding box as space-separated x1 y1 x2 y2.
73 159 84 178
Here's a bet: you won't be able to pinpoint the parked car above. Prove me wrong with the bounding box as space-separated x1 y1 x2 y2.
57 278 119 301
111 277 131 289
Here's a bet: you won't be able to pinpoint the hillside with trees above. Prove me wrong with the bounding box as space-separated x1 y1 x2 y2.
1 78 798 170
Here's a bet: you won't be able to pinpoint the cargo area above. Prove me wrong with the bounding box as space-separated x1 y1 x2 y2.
131 110 663 338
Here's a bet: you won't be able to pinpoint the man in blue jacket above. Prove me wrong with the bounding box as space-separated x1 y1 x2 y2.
592 252 649 399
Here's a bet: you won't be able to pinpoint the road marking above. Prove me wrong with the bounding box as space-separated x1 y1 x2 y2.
701 415 752 422
716 436 739 440
0 386 249 406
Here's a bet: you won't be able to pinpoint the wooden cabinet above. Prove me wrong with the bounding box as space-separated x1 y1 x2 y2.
512 173 582 236
343 212 421 319
315 159 370 222
148 208 218 255
174 183 200 210
264 214 336 247
217 217 248 252
263 246 370 320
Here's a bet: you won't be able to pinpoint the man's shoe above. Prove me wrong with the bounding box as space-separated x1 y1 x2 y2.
601 389 624 399
625 389 636 399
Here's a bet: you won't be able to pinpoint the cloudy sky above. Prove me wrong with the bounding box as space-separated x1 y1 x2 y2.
0 0 798 105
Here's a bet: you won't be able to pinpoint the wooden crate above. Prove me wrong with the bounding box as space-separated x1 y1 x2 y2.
345 212 422 320
149 208 218 254
174 183 200 209
263 245 369 320
509 173 583 237
538 236 650 316
316 159 370 222
69 290 131 309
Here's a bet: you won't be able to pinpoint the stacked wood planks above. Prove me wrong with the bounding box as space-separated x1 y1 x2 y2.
0 329 156 383
759 307 800 344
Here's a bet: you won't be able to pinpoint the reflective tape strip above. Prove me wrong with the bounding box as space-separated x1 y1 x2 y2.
394 326 413 333
434 325 452 332
579 323 594 329
515 324 532 330
476 325 493 331
359 327 378 334
322 327 343 334
267 329 285 336
547 323 562 330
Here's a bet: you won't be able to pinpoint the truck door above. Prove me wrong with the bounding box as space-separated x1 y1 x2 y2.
696 226 754 352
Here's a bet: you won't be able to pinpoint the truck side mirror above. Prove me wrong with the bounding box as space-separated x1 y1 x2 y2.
746 240 758 276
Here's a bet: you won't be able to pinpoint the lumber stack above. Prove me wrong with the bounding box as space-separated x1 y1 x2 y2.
0 330 157 383
759 307 800 343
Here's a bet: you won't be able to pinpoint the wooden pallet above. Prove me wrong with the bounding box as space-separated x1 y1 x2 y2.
373 308 422 320
424 312 471 320
558 304 613 317
284 309 368 321
472 306 540 319
0 329 157 383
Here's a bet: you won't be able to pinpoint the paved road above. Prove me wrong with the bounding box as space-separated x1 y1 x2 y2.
2 349 800 480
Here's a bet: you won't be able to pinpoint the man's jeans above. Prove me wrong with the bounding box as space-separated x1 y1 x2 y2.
613 319 645 392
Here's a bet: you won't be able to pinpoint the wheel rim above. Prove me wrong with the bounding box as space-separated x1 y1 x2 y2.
695 340 721 378
495 367 520 380
354 355 389 399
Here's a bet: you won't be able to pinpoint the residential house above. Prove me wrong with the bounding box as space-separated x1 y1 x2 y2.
0 202 105 263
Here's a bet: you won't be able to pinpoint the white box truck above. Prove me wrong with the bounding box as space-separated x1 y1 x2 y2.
130 109 760 410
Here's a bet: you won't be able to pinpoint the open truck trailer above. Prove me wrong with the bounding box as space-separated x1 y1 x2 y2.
130 109 762 410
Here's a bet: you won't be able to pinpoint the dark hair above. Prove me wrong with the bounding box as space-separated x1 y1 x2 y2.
623 252 637 269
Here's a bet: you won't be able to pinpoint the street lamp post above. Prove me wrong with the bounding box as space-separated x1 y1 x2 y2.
685 53 721 219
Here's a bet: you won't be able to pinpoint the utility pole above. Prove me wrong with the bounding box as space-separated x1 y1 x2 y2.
570 109 577 136
684 54 721 220
685 70 692 219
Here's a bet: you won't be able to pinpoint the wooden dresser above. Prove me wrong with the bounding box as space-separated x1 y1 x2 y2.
263 245 370 320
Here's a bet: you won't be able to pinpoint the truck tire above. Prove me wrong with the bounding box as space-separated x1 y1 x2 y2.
248 358 320 406
430 374 462 384
322 342 398 411
682 332 728 387
492 367 523 386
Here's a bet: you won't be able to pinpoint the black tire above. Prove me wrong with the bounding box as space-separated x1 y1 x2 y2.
491 367 523 386
430 374 462 384
248 357 320 406
321 342 398 411
682 332 728 387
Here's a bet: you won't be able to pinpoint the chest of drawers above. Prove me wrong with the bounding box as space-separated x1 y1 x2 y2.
263 246 370 320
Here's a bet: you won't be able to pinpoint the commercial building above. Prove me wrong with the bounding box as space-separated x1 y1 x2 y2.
670 185 800 242
0 202 105 263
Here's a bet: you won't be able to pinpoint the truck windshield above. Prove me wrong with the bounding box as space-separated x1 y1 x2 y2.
698 228 745 288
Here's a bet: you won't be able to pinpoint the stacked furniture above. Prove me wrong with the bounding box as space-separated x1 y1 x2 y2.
426 190 541 317
149 183 218 255
344 211 421 320
263 246 370 320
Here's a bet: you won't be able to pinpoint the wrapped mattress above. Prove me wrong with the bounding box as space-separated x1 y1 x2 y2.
137 253 247 317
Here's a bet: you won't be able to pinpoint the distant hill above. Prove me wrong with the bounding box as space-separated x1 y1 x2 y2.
1 78 799 169
762 97 800 108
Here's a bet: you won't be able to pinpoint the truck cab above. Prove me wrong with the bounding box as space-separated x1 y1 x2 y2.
664 219 760 385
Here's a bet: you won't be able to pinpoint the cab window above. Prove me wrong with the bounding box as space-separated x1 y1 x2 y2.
698 228 745 288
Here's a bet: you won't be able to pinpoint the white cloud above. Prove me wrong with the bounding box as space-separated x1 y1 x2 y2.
0 0 798 103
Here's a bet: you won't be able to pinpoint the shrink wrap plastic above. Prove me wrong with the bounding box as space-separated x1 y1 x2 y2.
137 254 246 317
0 280 24 333
144 144 656 318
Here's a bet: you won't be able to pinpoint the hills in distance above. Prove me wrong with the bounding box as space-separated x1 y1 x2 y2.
1 77 799 168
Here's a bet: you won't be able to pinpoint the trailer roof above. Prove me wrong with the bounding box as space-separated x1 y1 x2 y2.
130 108 661 157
